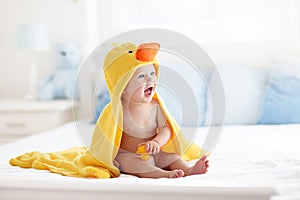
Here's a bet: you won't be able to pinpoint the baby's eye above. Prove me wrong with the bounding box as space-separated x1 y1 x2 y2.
150 72 155 76
138 74 145 79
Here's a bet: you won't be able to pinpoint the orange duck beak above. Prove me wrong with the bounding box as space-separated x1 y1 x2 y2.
136 43 160 62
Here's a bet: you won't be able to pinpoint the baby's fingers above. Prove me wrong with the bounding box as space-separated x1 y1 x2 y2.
147 142 153 152
152 145 160 154
146 142 160 155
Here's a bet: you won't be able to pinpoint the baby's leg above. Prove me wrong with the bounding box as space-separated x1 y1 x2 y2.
115 152 183 178
155 152 190 173
156 153 209 176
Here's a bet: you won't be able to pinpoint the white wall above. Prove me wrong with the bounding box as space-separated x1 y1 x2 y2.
97 0 300 44
0 0 300 98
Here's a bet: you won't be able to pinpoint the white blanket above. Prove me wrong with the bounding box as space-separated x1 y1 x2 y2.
1 121 300 200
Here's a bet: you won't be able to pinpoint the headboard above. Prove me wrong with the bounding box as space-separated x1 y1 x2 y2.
75 41 300 121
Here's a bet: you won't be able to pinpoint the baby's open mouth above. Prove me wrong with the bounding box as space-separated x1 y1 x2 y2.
144 86 153 96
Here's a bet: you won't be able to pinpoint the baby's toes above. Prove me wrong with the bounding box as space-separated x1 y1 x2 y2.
169 170 184 178
176 170 184 177
205 160 209 168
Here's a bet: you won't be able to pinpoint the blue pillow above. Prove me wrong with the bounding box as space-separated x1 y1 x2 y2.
259 72 300 124
259 58 300 124
92 90 110 123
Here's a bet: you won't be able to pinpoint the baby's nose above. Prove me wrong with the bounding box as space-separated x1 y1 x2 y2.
146 75 156 82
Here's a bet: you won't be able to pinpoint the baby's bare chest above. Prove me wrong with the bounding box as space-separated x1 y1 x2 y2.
123 106 158 138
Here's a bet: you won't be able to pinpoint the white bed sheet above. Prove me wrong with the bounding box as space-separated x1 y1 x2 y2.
1 121 300 200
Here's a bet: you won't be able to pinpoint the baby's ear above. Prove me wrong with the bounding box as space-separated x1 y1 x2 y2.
136 43 160 62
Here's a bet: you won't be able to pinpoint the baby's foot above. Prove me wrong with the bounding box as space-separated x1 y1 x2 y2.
168 169 184 178
187 155 209 175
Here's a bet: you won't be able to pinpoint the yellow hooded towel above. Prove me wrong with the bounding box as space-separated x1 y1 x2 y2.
9 42 204 178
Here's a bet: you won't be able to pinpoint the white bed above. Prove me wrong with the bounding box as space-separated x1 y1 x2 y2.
1 41 300 200
1 121 300 200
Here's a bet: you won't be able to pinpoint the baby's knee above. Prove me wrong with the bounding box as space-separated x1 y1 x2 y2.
155 153 180 168
115 153 135 166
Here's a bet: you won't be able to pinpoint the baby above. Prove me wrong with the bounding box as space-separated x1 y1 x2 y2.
9 42 208 179
115 63 209 178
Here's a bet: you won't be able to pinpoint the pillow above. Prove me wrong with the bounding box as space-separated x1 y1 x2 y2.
157 86 182 125
205 64 266 125
159 62 208 126
259 56 300 124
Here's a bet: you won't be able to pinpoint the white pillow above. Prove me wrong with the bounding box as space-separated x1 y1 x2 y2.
205 64 267 125
158 61 208 126
271 55 300 76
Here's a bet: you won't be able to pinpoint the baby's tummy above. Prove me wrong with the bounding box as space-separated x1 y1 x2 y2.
120 132 155 153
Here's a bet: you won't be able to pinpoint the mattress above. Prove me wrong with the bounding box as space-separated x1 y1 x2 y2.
1 121 299 200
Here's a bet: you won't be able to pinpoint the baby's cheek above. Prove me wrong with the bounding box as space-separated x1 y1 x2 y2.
131 86 145 98
126 83 143 94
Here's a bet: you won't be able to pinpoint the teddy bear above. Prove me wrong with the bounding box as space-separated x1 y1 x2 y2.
38 43 81 100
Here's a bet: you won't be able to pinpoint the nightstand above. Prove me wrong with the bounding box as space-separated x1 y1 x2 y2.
0 99 77 144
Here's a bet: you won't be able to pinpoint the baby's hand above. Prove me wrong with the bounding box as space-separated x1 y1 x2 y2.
143 140 160 155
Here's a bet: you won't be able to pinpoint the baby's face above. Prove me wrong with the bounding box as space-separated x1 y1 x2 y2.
122 64 157 104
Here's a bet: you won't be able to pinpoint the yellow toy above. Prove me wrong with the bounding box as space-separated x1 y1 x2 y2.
136 145 150 161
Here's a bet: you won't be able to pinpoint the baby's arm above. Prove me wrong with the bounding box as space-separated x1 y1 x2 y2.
152 125 171 148
140 105 171 155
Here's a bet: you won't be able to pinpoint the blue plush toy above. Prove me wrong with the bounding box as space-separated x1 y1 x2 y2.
38 43 81 100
